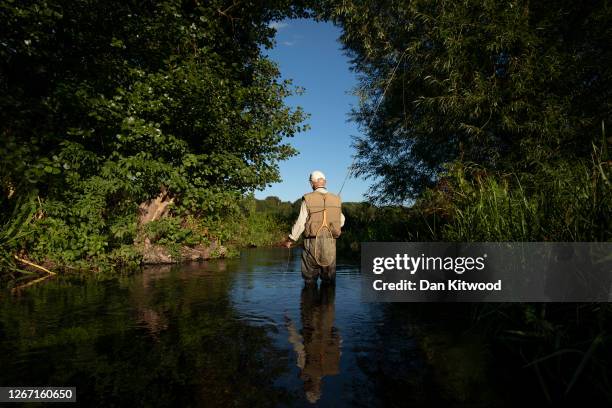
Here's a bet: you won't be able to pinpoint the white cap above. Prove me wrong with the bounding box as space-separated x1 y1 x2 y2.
309 170 326 181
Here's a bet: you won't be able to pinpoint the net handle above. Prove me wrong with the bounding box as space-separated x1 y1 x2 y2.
314 208 334 267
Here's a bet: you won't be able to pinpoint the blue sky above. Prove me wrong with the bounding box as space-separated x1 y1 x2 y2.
254 18 369 203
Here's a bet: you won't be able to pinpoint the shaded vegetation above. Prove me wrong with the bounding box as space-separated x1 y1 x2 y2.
320 0 611 203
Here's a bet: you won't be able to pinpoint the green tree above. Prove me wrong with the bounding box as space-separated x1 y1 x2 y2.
1 1 309 264
322 0 611 203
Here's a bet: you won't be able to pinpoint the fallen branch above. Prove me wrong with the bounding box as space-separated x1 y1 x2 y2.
11 255 56 292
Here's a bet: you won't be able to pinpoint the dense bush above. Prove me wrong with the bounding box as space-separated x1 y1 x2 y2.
1 1 308 269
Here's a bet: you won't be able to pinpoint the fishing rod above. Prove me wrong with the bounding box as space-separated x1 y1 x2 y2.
287 50 408 271
337 49 408 197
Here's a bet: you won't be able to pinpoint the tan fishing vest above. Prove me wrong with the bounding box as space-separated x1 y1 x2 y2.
303 191 342 238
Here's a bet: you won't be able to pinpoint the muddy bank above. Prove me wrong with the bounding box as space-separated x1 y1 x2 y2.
138 240 228 264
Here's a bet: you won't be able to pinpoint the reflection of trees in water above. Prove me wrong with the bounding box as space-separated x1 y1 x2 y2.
0 264 293 407
286 283 341 404
349 304 434 407
355 304 506 407
132 265 173 337
130 262 229 338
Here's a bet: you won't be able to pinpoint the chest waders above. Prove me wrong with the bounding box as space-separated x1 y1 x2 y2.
313 196 336 267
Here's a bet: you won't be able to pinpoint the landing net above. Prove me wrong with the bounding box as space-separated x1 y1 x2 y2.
313 209 336 267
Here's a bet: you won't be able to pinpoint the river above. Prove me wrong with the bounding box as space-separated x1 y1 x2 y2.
1 248 511 407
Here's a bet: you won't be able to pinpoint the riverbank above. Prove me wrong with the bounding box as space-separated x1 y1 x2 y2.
1 195 295 289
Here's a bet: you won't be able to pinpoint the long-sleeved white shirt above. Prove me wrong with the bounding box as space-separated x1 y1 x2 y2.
288 187 345 241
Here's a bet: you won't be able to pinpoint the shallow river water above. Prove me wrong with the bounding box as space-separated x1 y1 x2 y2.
1 248 512 407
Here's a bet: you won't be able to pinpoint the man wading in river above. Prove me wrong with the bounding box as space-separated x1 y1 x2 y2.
285 171 345 284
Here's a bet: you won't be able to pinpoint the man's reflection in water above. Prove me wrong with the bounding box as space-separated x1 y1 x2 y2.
286 282 341 404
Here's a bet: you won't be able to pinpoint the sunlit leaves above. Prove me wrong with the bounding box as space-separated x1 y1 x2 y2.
1 0 308 264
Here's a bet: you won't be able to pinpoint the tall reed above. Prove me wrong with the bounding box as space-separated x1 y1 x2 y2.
423 134 612 403
439 140 611 242
0 195 37 285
